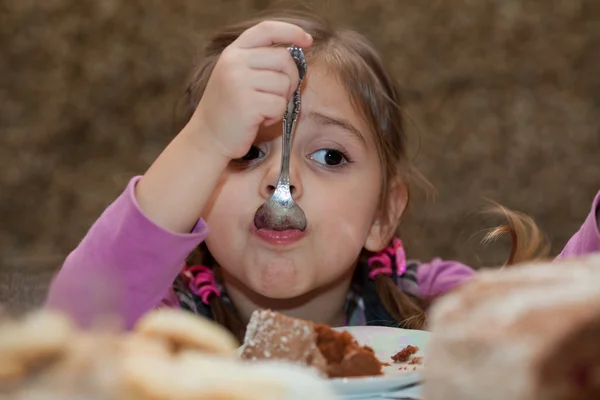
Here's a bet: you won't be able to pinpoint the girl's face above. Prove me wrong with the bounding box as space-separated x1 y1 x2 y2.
204 62 391 300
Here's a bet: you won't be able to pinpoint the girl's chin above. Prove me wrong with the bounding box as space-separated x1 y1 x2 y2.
250 277 306 300
246 266 310 300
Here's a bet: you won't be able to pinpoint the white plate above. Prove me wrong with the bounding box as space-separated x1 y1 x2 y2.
328 326 429 396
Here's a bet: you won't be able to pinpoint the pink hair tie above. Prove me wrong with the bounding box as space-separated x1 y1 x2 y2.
184 265 221 305
368 253 393 279
197 285 220 305
367 238 407 279
392 238 407 276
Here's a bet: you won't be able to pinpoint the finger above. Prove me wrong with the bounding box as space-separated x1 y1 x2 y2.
254 92 287 126
262 117 282 129
246 47 300 98
249 70 291 98
234 20 313 49
256 121 282 143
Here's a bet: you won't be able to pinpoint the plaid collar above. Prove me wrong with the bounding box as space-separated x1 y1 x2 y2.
175 273 368 327
217 279 367 327
174 258 420 328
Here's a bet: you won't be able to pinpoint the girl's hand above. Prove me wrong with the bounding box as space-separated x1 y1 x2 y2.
190 21 313 160
135 22 311 233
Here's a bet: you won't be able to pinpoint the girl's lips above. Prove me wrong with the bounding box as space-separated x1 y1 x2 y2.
254 228 305 245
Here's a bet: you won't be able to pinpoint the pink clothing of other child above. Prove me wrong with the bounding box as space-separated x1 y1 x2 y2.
45 176 600 329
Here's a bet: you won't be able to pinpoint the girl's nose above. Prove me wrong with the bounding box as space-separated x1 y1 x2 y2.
259 160 303 201
264 184 299 197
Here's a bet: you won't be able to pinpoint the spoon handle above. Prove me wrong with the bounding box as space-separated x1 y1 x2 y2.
277 46 306 189
278 90 300 187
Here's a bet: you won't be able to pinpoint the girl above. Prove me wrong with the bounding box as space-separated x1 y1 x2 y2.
45 12 600 341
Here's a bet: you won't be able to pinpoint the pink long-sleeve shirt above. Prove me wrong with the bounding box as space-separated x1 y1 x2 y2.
45 176 600 328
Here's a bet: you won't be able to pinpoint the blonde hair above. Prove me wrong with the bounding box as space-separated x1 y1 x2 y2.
483 205 551 266
180 10 549 338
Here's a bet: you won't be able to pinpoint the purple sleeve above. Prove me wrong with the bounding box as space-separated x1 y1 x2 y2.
417 190 600 298
45 176 207 329
416 258 476 299
555 190 600 260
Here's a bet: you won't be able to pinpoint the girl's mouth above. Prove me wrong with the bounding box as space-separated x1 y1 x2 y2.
253 228 306 245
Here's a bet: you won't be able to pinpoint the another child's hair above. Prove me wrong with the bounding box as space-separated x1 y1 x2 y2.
181 10 550 339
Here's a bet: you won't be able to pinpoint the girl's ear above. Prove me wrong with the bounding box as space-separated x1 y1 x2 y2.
365 180 408 252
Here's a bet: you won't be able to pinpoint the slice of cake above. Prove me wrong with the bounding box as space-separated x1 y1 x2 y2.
240 309 382 378
424 253 600 400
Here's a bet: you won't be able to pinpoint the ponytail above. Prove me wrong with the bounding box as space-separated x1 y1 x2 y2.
208 266 244 343
184 245 245 343
364 240 428 330
373 274 427 329
368 203 550 330
482 204 551 266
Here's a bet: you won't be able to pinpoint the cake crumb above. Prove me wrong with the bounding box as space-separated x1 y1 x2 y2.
391 345 419 363
408 356 423 365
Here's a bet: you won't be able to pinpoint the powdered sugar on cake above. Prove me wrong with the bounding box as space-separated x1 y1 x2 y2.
241 310 322 367
240 309 382 378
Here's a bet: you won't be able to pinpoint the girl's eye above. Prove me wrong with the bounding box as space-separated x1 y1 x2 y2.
310 149 348 166
240 146 265 161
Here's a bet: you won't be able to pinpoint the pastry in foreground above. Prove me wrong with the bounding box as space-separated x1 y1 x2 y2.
240 309 383 378
0 308 340 400
424 253 600 400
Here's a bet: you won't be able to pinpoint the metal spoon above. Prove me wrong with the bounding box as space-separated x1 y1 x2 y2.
253 46 308 232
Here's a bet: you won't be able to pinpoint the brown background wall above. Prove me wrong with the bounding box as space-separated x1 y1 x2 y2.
1 0 599 312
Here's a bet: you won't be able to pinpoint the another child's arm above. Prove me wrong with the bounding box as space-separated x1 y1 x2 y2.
555 190 600 259
417 259 476 299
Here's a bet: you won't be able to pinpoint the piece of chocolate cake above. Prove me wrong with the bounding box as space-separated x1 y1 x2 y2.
240 310 382 378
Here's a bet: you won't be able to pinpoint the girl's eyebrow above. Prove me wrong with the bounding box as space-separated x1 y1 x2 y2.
304 111 367 146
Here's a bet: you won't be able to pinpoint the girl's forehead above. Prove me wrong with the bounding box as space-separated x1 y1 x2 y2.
301 61 374 142
303 63 348 107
